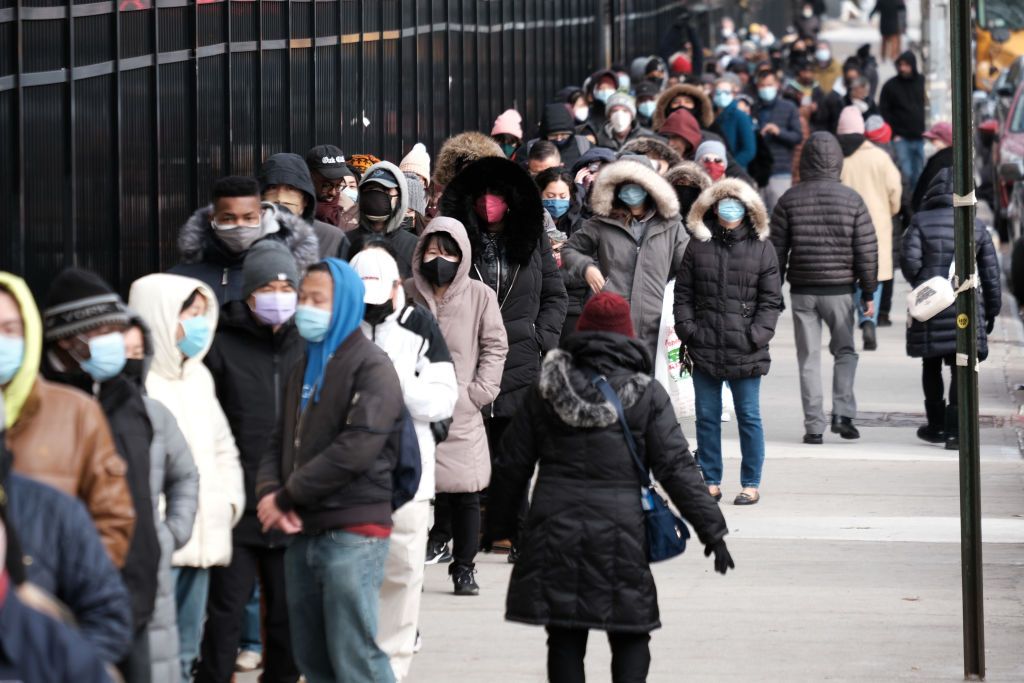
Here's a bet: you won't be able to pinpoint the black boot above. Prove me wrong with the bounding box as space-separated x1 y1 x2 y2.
945 404 960 451
831 415 860 439
878 313 892 327
862 321 877 351
916 400 946 444
450 563 479 596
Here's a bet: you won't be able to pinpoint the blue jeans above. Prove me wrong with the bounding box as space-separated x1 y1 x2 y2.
241 582 262 654
693 368 766 488
173 566 210 683
858 284 882 326
893 137 925 189
285 532 394 683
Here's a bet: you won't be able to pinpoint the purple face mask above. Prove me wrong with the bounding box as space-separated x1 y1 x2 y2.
252 291 297 326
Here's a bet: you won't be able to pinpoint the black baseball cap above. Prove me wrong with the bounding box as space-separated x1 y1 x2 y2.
305 144 348 180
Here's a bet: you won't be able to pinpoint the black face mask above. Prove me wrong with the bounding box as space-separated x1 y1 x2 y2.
675 185 702 213
123 358 145 388
421 257 459 287
363 300 395 326
359 189 394 221
551 135 574 149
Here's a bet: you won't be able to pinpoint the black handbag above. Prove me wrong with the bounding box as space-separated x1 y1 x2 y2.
430 417 453 444
589 372 690 563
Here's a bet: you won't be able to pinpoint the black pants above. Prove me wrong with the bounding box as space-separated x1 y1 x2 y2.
195 544 298 683
483 416 530 542
117 624 152 683
880 279 894 317
429 492 480 568
546 627 651 683
922 355 958 405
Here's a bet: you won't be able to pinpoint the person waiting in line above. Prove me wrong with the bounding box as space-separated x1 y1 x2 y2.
490 109 524 159
597 93 658 152
713 75 756 169
353 162 419 279
526 140 562 178
306 144 359 233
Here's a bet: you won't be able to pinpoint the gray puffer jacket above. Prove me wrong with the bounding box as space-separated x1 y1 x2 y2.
562 159 686 359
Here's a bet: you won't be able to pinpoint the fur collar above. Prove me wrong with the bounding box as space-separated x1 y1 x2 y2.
589 160 680 219
654 84 714 130
665 161 712 190
538 349 651 428
685 178 769 242
620 137 683 171
433 132 504 188
177 203 320 272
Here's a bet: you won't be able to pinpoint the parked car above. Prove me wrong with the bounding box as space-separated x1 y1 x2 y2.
989 74 1024 241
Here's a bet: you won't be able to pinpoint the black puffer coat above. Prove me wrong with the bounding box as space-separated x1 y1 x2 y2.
675 179 783 380
204 301 304 546
487 333 727 633
900 169 1001 360
440 157 568 417
770 132 879 300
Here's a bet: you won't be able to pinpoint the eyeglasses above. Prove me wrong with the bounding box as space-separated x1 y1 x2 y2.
319 180 345 195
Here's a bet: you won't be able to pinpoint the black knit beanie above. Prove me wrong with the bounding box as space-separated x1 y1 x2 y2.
43 267 129 342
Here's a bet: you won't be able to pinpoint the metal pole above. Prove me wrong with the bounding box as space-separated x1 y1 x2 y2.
949 0 985 678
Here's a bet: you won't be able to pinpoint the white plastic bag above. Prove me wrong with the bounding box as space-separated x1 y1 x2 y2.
655 281 695 419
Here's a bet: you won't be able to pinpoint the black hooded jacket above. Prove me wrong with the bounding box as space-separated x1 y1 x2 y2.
879 51 926 139
204 300 305 546
440 157 568 417
258 153 350 260
770 132 879 298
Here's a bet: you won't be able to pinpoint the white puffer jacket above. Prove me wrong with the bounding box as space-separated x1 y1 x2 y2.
129 273 244 568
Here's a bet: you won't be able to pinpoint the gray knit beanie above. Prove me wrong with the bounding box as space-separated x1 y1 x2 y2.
242 239 300 300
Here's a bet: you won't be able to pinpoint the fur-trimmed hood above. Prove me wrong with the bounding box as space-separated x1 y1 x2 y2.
653 84 714 131
619 137 683 172
685 178 769 243
589 159 680 220
665 161 712 190
438 156 545 266
176 202 320 272
538 348 651 428
433 131 504 188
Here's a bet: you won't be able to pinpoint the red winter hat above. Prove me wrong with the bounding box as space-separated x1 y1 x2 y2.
658 108 702 157
576 292 635 338
670 52 693 75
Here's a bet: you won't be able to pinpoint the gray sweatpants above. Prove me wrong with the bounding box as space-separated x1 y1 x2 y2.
791 292 859 434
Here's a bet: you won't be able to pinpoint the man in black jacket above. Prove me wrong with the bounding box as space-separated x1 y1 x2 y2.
770 132 879 444
198 240 303 683
40 267 159 683
880 51 927 188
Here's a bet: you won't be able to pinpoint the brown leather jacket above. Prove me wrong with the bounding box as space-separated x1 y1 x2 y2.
6 378 135 567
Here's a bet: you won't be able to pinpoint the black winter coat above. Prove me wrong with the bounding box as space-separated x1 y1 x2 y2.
900 170 1002 360
770 132 879 299
879 52 926 139
487 333 727 633
205 302 304 547
440 157 568 418
675 180 782 380
871 0 906 36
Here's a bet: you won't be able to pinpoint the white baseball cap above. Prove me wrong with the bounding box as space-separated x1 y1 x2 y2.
350 248 401 305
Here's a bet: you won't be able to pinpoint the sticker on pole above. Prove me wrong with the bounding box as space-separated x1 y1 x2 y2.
957 314 969 329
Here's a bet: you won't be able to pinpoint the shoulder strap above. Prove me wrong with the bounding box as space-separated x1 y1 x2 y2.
588 371 655 488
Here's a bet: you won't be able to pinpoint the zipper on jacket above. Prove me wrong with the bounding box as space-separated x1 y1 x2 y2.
272 352 281 423
222 268 229 286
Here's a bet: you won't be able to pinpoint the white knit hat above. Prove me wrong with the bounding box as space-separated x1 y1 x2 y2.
399 143 431 186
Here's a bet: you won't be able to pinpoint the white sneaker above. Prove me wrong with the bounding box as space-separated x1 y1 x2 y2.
235 650 262 672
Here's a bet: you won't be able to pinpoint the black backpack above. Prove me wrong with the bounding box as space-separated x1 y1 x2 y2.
391 407 422 510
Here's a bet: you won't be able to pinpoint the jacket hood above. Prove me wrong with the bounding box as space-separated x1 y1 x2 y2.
128 274 219 382
177 203 320 273
620 137 683 171
412 217 475 310
0 272 42 429
589 159 680 220
586 68 619 97
358 161 410 235
686 178 769 242
540 103 575 136
433 132 504 188
665 161 712 190
653 83 714 130
658 108 702 154
921 167 955 210
798 132 844 181
258 153 317 222
896 50 919 77
438 156 545 266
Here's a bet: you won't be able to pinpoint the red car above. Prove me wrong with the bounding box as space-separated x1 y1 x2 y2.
996 79 1024 245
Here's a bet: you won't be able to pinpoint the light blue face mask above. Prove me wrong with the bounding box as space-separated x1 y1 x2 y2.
0 335 24 385
718 198 747 222
294 305 332 343
79 332 127 382
618 183 648 207
542 198 571 219
617 74 631 90
342 187 359 203
758 86 778 102
713 90 734 109
177 315 211 359
637 100 657 119
594 88 615 104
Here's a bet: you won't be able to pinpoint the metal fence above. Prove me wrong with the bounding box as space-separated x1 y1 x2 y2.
1 0 696 294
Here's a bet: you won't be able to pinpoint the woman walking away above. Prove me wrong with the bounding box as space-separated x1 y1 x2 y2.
487 292 732 683
900 169 1001 450
674 179 782 505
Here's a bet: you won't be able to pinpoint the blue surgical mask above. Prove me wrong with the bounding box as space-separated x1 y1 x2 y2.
543 198 571 219
815 49 831 63
713 90 734 109
342 187 359 203
758 86 778 102
718 198 747 222
618 184 648 207
295 305 332 343
0 335 24 385
617 74 631 90
79 332 127 382
177 315 211 359
594 88 614 104
637 100 657 119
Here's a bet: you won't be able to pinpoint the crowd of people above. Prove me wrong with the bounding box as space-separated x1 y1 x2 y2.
0 7 1004 683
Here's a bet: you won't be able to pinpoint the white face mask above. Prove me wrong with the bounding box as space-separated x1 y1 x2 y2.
610 110 633 134
574 106 589 122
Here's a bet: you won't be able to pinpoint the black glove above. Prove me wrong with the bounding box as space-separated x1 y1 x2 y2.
986 318 995 335
704 539 735 575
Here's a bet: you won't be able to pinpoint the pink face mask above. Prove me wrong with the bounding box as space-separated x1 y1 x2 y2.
474 193 508 224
